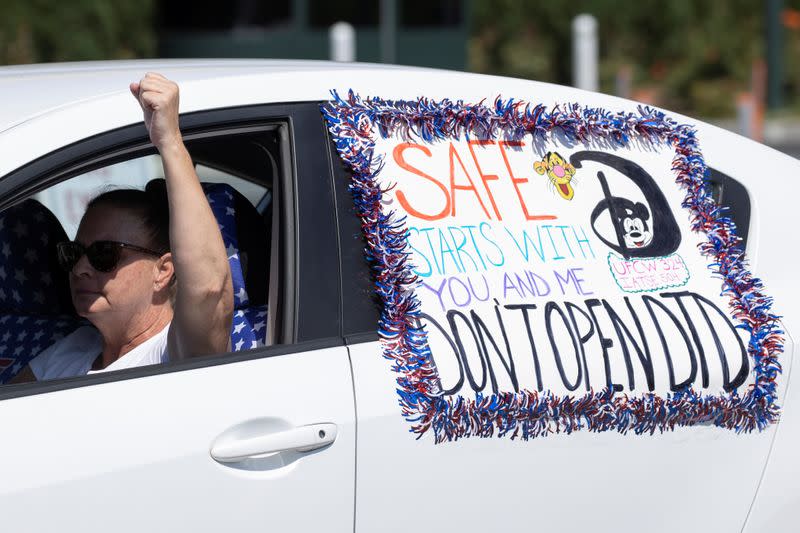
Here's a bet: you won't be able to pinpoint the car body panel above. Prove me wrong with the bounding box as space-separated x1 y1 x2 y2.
0 347 355 533
350 339 776 532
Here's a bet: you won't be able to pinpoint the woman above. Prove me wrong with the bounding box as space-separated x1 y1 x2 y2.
12 73 233 381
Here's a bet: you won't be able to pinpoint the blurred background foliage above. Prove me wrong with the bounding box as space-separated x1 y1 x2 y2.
0 0 155 64
471 0 800 116
1 0 799 117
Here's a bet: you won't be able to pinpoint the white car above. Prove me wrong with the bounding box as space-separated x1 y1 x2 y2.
0 59 797 533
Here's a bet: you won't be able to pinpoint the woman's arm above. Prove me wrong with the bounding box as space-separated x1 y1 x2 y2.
130 73 234 359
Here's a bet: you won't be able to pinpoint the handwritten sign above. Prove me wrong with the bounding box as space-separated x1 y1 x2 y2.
382 137 746 398
323 93 782 442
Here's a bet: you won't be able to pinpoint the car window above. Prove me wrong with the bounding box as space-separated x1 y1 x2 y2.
0 125 280 385
32 155 161 238
705 167 751 250
33 156 268 239
195 163 268 208
0 101 342 395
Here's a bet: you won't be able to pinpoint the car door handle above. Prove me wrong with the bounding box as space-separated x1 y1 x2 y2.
210 423 338 463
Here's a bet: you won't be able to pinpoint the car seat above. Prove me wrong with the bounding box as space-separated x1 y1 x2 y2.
0 200 84 383
199 182 270 350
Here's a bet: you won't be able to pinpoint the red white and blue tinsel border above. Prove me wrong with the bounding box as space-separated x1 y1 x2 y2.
321 90 784 442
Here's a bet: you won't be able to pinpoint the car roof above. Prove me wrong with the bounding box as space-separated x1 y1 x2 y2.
4 58 797 188
0 59 417 134
5 59 636 178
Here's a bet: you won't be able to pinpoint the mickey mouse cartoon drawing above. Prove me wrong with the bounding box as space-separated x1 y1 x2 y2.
612 198 653 249
571 150 682 259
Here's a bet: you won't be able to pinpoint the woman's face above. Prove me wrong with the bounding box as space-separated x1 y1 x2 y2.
70 205 162 321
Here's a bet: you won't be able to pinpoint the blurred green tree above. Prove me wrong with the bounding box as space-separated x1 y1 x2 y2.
470 0 776 115
0 0 155 65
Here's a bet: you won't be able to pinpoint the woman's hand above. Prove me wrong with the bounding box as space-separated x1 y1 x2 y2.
130 73 182 150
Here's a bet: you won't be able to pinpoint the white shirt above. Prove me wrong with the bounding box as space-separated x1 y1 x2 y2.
30 323 170 381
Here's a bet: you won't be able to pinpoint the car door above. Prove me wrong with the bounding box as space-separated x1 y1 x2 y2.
0 103 356 533
328 91 794 532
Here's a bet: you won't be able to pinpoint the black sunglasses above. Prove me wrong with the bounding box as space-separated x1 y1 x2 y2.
56 240 163 273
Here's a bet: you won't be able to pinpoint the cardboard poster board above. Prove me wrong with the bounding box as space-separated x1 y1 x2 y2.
324 93 783 442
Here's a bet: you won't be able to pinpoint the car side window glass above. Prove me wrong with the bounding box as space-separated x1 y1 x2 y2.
705 167 751 250
33 156 163 238
34 157 268 238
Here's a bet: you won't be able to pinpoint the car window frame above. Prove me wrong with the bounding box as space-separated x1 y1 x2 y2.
0 101 344 400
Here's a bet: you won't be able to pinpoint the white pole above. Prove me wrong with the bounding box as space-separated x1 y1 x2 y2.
572 14 598 92
737 93 755 139
330 22 356 62
380 0 397 64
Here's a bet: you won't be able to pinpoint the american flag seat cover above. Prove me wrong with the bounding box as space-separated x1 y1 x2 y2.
202 183 268 351
0 199 83 383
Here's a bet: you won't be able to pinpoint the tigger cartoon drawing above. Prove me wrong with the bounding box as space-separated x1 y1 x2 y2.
534 151 576 200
